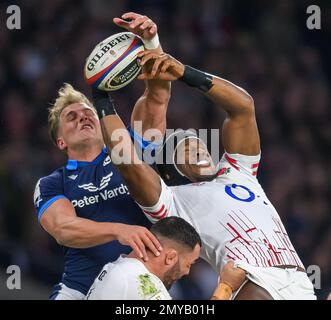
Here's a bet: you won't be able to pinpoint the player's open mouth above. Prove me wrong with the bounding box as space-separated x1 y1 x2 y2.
81 124 94 130
196 160 211 167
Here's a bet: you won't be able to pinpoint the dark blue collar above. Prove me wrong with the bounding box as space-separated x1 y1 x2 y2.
66 146 108 170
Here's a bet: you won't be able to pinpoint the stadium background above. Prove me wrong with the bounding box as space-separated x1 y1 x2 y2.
0 0 330 299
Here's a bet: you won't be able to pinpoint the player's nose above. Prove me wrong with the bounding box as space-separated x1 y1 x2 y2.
79 112 89 122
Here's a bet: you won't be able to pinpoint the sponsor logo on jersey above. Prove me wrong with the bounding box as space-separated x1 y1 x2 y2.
71 183 129 208
78 172 113 192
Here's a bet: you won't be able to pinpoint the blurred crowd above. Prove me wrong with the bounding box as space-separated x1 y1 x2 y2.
0 0 330 299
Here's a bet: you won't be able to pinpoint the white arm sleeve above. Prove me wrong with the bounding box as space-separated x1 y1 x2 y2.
217 151 261 178
137 178 176 223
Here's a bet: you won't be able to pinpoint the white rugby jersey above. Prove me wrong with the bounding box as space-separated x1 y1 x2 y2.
86 255 172 300
139 152 304 273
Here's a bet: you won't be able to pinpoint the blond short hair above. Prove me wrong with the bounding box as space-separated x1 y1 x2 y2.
48 83 96 145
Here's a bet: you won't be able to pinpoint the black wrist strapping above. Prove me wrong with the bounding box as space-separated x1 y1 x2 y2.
92 88 117 119
179 65 214 92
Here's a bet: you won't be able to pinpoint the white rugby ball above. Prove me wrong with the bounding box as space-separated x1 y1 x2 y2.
84 32 144 91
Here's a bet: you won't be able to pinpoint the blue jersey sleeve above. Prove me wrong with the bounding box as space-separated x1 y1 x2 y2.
33 170 67 222
129 126 162 153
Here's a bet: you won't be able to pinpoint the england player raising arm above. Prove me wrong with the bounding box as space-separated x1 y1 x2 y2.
91 48 260 207
33 13 171 300
92 50 316 300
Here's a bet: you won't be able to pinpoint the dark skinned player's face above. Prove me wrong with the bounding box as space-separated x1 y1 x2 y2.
175 138 216 182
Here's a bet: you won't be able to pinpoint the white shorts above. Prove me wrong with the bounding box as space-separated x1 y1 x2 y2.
233 264 317 300
51 283 85 300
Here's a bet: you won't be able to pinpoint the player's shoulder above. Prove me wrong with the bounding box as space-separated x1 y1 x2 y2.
112 257 156 284
216 151 261 179
115 256 147 275
123 261 169 300
35 167 64 189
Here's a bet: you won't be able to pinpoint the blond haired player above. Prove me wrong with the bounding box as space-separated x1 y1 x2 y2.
89 49 317 300
33 12 171 300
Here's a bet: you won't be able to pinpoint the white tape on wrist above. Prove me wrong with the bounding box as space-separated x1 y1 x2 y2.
142 33 160 50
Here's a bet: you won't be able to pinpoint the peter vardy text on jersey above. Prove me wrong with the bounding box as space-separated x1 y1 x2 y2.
71 183 129 208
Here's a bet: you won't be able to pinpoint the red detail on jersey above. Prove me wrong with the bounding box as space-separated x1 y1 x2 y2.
217 167 227 176
158 210 168 220
252 163 260 169
252 171 257 176
224 154 239 171
236 247 249 264
143 204 165 216
227 223 250 245
143 205 168 220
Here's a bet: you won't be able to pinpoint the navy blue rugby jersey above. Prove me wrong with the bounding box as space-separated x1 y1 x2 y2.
33 146 152 295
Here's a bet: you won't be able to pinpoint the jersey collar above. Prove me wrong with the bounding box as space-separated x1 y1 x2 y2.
66 146 108 170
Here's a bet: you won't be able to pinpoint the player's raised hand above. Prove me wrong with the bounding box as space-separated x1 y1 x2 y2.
219 261 247 291
113 12 157 41
137 51 185 81
115 223 162 261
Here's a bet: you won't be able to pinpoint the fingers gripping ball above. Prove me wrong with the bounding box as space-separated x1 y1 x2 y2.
84 32 144 91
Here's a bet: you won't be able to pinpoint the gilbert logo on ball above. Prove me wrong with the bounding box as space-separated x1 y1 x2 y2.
84 32 144 91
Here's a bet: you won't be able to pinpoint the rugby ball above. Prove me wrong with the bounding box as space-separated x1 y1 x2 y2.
84 32 144 91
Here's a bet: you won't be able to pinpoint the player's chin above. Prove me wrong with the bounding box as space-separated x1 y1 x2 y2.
191 166 216 181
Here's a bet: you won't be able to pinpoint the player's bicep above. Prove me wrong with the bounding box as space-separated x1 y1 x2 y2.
39 198 77 240
222 112 260 156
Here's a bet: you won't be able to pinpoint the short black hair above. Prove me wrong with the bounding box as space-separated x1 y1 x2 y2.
150 217 202 250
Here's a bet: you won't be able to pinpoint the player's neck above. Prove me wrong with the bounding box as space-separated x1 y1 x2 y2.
128 252 165 282
67 141 104 162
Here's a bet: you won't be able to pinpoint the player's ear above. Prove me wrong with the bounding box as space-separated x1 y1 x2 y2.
165 249 178 266
57 137 67 150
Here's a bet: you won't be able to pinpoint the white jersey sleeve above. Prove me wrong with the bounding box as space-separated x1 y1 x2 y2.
137 178 177 223
216 151 261 180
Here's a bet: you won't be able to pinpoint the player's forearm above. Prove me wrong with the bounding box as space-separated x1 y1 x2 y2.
131 44 171 135
54 217 120 248
179 65 254 118
131 84 170 136
205 76 255 118
210 283 233 300
100 114 161 207
93 90 161 207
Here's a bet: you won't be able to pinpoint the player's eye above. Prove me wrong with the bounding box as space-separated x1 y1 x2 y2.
66 114 75 121
84 109 94 117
